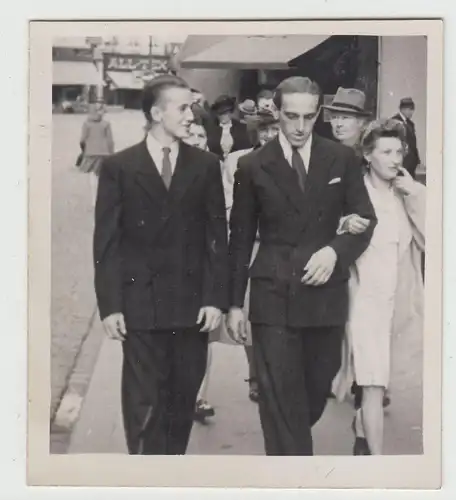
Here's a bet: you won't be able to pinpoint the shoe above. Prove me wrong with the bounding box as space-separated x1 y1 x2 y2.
245 378 259 403
351 417 371 455
194 399 215 421
383 393 391 408
353 437 371 455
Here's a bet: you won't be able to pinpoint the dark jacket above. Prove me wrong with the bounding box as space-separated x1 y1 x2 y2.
392 113 421 177
94 140 229 331
207 118 252 159
228 134 377 328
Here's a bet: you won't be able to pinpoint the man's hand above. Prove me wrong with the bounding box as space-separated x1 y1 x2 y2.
301 246 338 286
393 167 417 196
344 214 371 235
226 307 248 344
197 306 222 332
102 312 127 341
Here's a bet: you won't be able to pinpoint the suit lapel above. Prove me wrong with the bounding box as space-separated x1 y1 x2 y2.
261 138 306 214
260 135 334 221
135 139 168 204
135 140 203 206
299 135 334 228
168 142 204 203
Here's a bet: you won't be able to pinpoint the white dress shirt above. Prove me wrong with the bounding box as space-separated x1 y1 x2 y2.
278 130 312 172
146 133 179 175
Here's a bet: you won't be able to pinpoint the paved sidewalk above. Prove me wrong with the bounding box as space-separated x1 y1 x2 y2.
68 318 423 455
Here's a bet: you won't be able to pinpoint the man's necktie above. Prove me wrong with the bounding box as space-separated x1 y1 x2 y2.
291 147 307 192
161 147 172 189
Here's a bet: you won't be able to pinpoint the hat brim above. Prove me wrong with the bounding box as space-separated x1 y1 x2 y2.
211 97 236 114
323 105 371 117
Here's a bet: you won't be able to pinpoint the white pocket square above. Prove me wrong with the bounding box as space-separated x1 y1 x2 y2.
328 177 341 185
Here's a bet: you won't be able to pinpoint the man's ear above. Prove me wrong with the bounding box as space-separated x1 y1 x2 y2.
150 104 161 123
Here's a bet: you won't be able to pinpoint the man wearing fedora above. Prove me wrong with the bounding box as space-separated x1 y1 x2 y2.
207 94 252 160
227 76 376 456
392 97 421 179
325 87 371 153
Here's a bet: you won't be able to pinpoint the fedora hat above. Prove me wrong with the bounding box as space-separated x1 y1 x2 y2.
323 88 371 117
211 94 236 115
399 97 415 109
254 109 279 128
238 99 257 116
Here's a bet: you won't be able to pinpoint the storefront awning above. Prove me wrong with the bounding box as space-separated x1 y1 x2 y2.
107 71 145 90
53 61 100 85
179 35 330 70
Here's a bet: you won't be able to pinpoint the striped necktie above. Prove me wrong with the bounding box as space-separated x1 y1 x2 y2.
291 147 307 192
161 147 172 189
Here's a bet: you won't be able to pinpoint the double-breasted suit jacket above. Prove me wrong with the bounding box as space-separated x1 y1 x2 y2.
229 134 377 328
94 139 229 331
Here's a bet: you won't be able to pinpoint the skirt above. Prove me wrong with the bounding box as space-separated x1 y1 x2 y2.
79 155 104 175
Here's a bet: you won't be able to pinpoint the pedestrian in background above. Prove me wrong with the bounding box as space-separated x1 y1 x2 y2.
182 112 222 421
332 119 425 455
392 97 422 179
79 101 114 205
224 110 281 403
207 94 252 160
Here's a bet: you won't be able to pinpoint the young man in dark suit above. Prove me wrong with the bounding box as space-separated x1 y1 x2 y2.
227 76 377 456
392 97 421 179
93 75 229 455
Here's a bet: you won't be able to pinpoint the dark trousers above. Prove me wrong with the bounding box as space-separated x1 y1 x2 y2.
121 327 208 455
251 324 344 456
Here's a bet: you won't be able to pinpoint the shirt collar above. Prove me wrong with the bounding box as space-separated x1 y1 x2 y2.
278 129 312 161
146 132 179 156
399 111 408 122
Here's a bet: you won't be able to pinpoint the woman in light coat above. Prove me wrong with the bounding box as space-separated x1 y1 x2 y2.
332 119 425 455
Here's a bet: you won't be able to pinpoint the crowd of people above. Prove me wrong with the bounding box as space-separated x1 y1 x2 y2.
84 73 425 457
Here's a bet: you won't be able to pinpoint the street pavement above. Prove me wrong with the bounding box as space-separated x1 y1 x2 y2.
51 110 147 417
52 109 423 456
68 319 423 455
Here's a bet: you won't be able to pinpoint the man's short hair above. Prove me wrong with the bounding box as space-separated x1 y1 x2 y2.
273 76 322 110
142 74 189 123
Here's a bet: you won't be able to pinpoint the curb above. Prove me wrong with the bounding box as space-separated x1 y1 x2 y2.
50 306 105 454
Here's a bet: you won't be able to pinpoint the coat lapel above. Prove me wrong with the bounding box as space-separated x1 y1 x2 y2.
260 135 334 221
135 139 168 205
299 134 334 228
168 142 204 203
260 138 307 214
135 140 203 206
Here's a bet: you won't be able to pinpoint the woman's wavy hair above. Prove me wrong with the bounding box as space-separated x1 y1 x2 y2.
361 118 408 155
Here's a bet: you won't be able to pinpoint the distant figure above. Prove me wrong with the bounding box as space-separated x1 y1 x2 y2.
79 101 114 205
207 94 252 160
256 89 275 114
325 87 370 155
392 97 421 179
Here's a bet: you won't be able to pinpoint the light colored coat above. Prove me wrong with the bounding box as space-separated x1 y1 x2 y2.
332 177 425 400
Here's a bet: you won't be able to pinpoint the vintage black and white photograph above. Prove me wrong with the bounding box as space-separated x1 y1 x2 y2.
27 20 443 488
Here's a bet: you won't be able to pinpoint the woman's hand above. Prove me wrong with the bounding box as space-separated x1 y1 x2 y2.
343 214 371 235
393 167 417 196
